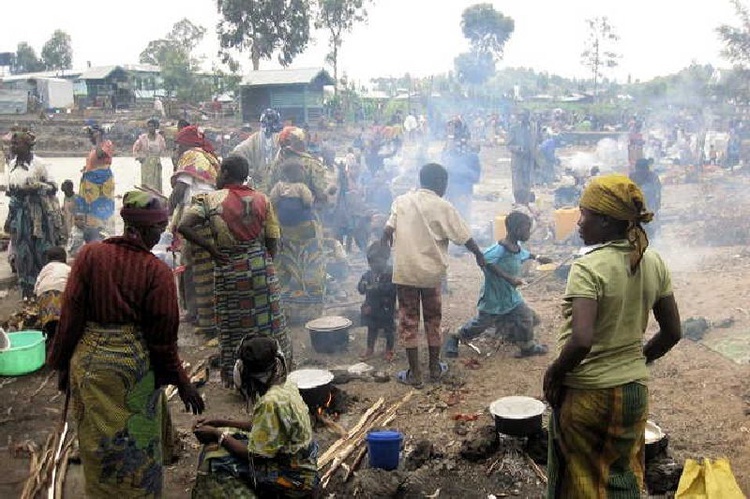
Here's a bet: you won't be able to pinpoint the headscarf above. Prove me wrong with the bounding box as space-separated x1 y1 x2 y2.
175 125 215 154
278 126 307 154
234 334 286 403
580 174 654 272
120 190 169 227
10 128 36 149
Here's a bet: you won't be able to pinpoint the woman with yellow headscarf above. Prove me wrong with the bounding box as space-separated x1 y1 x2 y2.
544 175 682 498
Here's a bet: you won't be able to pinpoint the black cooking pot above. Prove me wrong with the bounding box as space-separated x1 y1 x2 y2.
645 420 669 462
306 316 351 354
288 369 334 410
489 396 546 437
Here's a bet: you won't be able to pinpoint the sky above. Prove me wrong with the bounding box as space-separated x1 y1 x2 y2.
0 0 742 84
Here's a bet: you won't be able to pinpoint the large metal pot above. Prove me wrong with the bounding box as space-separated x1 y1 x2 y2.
288 369 334 410
645 420 669 462
489 396 546 437
305 316 351 354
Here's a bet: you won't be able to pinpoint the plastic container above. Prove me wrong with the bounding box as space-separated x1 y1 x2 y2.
554 208 580 241
493 215 507 242
0 330 46 376
366 430 403 471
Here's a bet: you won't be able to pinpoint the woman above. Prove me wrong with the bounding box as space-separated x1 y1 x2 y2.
178 156 291 386
48 191 204 498
270 126 328 202
192 334 318 498
543 175 682 498
170 125 220 334
271 158 328 324
78 124 116 233
4 129 65 299
133 118 167 193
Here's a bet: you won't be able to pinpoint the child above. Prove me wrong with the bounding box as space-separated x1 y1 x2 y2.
269 161 315 226
444 211 549 358
66 213 87 258
34 246 70 341
60 179 77 239
358 242 396 361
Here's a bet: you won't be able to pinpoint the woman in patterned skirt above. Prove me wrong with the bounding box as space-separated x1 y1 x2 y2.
178 156 292 386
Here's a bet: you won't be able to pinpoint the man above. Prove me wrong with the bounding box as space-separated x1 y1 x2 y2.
442 138 481 223
383 163 486 388
231 108 284 189
629 158 662 240
507 110 536 204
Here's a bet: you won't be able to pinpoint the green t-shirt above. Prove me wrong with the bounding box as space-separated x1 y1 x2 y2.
558 241 673 389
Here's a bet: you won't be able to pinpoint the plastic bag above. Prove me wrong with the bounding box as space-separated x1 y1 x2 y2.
675 458 745 498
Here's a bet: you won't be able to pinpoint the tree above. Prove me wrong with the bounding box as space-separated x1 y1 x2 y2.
14 42 44 74
139 19 209 101
717 0 750 102
461 3 515 60
41 30 73 71
216 0 311 71
454 4 514 86
315 0 371 95
580 16 620 102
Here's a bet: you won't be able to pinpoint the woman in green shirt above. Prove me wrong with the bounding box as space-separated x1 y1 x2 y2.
544 174 682 498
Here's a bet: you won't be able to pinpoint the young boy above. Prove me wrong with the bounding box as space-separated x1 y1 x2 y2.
383 163 486 387
66 213 87 259
358 242 396 361
34 246 71 341
444 211 549 358
60 180 77 239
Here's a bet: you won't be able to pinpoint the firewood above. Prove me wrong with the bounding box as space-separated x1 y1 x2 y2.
524 452 548 484
318 397 385 468
317 413 347 438
344 446 367 482
31 372 54 399
53 438 74 499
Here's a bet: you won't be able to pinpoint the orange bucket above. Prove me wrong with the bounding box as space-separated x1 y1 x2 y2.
555 208 580 241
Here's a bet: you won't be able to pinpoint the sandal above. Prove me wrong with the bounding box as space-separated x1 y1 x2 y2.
429 361 449 382
514 344 549 358
396 369 423 389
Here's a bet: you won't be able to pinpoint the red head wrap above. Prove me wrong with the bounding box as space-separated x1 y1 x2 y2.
175 125 215 154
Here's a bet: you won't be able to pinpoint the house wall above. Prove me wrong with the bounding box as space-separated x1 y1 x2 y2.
241 84 325 125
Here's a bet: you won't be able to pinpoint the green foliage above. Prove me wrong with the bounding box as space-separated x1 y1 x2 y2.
14 42 44 74
41 30 72 71
460 3 515 59
216 0 311 70
455 51 496 85
581 16 619 99
717 0 750 67
315 0 371 90
139 19 212 102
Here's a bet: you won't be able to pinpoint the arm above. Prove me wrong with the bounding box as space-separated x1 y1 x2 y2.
544 297 598 409
169 181 188 212
464 238 486 268
264 198 281 259
357 272 369 295
486 262 523 287
178 210 226 263
644 294 681 363
132 136 143 159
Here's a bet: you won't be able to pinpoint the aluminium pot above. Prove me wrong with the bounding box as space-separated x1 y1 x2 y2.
489 396 546 437
288 369 334 410
305 316 352 354
645 420 669 462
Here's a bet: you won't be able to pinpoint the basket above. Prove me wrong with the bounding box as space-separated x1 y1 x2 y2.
0 330 46 376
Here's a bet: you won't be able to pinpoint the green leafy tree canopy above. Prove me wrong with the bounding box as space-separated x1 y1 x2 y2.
14 42 44 74
216 0 311 70
460 3 515 60
41 30 73 71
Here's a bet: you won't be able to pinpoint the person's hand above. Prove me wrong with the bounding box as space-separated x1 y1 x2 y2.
543 366 565 410
178 381 205 415
195 418 225 428
193 424 219 445
536 256 553 265
474 252 486 268
512 278 525 287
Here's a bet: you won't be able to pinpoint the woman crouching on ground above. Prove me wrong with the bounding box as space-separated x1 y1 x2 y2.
192 334 319 498
48 190 204 497
544 174 682 498
178 155 292 386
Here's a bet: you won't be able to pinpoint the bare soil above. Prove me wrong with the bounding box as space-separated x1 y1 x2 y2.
0 145 749 498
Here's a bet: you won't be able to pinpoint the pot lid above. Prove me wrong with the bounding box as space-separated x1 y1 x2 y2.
645 420 665 444
489 396 546 420
288 369 334 390
305 316 352 332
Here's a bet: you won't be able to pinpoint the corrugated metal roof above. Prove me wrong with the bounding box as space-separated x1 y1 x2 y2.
241 68 334 87
1 70 83 82
79 65 120 80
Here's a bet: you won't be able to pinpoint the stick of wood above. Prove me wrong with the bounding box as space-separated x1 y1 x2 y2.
48 422 69 499
318 413 347 438
524 452 548 484
53 438 74 499
318 397 385 468
344 446 367 482
31 372 54 399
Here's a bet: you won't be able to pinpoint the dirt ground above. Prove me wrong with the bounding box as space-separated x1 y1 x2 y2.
1 143 749 498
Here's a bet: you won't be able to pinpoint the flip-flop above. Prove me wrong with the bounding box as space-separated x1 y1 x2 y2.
429 361 449 382
396 369 423 389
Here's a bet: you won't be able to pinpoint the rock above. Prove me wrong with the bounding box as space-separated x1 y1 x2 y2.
524 429 548 465
646 458 683 495
404 439 434 471
352 468 406 498
331 369 354 384
371 370 390 383
714 317 735 329
683 317 711 341
459 425 499 462
348 362 375 375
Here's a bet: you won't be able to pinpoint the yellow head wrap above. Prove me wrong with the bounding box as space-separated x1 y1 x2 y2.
580 174 654 272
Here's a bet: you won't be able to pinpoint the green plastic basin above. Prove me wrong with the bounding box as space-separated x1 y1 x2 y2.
0 330 46 376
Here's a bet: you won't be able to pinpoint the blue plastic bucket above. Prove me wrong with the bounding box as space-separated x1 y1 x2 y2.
0 330 46 376
366 430 403 470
